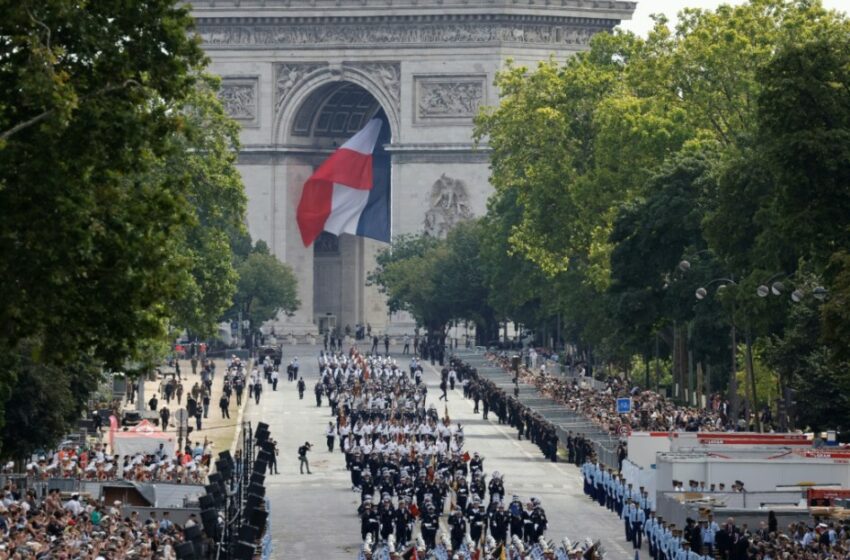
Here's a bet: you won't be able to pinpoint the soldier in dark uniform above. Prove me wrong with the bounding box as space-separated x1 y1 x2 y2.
522 501 535 544
350 451 363 490
448 508 467 551
420 503 438 549
468 500 486 547
530 497 548 542
455 473 470 512
379 496 395 542
471 471 486 502
488 472 505 503
360 472 375 504
509 496 524 541
489 500 509 544
394 498 414 546
469 452 484 473
360 501 379 543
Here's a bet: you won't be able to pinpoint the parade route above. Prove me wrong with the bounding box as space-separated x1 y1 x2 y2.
243 345 632 559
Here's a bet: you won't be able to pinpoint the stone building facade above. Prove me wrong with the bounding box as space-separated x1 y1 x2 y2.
190 0 636 335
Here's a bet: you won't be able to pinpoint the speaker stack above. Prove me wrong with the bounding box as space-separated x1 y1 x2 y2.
228 421 272 559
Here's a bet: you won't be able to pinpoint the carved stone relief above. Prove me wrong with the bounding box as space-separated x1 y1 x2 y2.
415 75 484 122
218 78 259 125
275 63 326 113
423 174 473 238
196 18 602 48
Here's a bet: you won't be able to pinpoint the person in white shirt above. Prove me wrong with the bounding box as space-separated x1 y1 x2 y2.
64 494 84 517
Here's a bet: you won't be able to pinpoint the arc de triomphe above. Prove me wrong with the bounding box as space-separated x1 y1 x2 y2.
190 1 636 336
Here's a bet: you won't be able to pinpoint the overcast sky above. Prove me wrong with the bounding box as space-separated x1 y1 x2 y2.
617 0 850 37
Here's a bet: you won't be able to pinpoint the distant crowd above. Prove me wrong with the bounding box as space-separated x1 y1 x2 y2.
0 482 200 559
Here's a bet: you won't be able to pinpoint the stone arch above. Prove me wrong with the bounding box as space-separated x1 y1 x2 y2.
274 64 400 145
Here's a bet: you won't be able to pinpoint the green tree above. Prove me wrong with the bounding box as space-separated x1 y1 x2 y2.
0 0 248 454
231 242 300 348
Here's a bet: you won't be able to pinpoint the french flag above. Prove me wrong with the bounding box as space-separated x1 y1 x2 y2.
296 118 391 246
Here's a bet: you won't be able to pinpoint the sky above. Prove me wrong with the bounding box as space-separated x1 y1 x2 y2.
617 0 850 37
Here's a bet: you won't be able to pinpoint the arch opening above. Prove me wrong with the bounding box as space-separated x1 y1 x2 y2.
289 81 391 334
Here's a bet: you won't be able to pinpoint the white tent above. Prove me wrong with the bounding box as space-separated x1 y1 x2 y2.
112 420 175 457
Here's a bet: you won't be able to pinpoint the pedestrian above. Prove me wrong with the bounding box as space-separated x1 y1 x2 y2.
383 334 390 356
235 377 244 405
268 439 279 474
439 378 448 402
176 381 184 405
297 377 306 400
149 394 159 412
219 394 230 419
271 368 279 391
314 381 323 407
298 441 313 474
202 392 210 419
402 334 410 355
159 406 170 431
254 379 263 404
326 422 336 452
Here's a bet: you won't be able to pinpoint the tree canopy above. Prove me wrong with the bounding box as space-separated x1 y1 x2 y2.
0 0 251 457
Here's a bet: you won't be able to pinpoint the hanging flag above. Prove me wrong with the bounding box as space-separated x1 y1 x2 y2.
296 118 391 246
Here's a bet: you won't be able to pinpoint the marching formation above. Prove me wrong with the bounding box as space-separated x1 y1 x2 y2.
310 349 607 560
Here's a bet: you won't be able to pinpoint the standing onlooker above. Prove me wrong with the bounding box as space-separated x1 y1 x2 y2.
159 406 170 431
219 394 230 419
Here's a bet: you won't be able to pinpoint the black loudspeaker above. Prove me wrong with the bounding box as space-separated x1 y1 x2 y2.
258 439 275 453
249 508 268 531
208 472 224 487
238 525 258 543
246 494 263 512
256 450 273 465
200 509 218 537
184 524 202 541
249 473 265 486
218 450 233 466
215 460 232 480
232 543 255 560
198 495 215 510
175 542 196 559
255 426 269 443
204 485 224 507
248 482 265 497
255 422 269 433
252 459 267 475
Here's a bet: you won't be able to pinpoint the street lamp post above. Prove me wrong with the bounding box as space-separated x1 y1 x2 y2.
694 276 742 427
758 277 829 430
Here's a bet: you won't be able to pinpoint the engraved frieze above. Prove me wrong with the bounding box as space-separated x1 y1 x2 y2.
196 19 601 48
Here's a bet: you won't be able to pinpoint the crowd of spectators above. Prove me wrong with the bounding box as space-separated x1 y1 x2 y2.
488 352 735 436
14 441 212 485
0 482 201 559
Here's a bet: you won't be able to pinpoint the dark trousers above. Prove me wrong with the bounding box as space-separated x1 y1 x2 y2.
632 522 642 548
